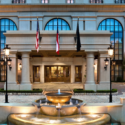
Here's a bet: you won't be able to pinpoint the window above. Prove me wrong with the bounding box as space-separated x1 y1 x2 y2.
98 18 123 81
0 19 17 82
67 0 74 3
90 0 103 3
12 0 26 3
115 0 125 3
41 0 48 3
45 18 70 30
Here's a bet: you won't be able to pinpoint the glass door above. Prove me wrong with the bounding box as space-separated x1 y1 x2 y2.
45 66 70 82
33 66 40 82
75 66 82 82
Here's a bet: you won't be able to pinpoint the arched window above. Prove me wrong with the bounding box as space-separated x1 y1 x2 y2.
0 18 17 82
45 18 70 30
98 18 123 81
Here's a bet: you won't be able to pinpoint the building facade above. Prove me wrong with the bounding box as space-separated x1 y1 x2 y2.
0 0 125 90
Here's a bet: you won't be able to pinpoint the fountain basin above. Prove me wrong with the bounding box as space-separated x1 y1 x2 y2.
46 92 72 103
8 113 110 125
35 98 84 116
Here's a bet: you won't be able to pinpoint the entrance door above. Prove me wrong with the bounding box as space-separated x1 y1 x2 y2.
45 66 70 82
75 66 82 82
33 66 40 82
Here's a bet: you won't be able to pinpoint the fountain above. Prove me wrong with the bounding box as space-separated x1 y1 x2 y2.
8 89 111 125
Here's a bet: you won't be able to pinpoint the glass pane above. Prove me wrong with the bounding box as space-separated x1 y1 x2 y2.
119 38 122 43
54 19 57 25
98 26 101 30
107 26 110 31
106 19 110 25
1 26 4 31
111 19 114 25
58 19 61 25
119 32 122 37
119 49 122 54
115 20 119 25
102 20 105 25
49 20 53 25
115 49 118 54
115 55 118 60
119 25 122 31
10 26 14 30
5 19 9 25
102 26 105 30
119 43 122 48
1 19 4 25
110 26 114 31
115 26 118 31
119 55 122 60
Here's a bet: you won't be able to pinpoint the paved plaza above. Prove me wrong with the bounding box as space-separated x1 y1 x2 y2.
0 83 125 104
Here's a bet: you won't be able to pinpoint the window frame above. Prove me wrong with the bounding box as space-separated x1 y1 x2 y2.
44 18 71 31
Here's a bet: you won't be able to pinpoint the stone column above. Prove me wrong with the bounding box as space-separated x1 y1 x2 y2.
84 53 96 91
4 53 19 90
98 53 110 90
71 63 75 83
40 64 44 83
20 52 32 90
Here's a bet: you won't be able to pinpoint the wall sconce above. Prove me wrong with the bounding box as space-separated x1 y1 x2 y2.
112 58 116 66
8 57 12 71
104 57 109 70
19 63 22 70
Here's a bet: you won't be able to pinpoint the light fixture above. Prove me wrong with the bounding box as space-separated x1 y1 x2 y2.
0 58 4 65
104 57 109 70
112 58 116 66
8 57 12 71
4 45 10 57
104 57 109 66
108 45 114 56
19 63 22 70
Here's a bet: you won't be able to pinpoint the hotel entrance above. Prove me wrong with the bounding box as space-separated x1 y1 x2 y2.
45 66 70 82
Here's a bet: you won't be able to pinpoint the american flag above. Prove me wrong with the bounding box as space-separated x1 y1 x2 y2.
35 18 40 52
56 19 59 55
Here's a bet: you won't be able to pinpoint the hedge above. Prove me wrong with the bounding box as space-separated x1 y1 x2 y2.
0 89 43 93
73 89 117 93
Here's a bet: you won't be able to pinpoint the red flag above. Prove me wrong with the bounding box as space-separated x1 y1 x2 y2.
56 19 59 55
35 18 40 52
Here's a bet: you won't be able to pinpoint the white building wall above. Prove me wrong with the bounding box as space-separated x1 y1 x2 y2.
19 18 30 30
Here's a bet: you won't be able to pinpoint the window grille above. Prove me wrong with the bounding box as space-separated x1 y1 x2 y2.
90 0 103 3
98 18 123 81
115 0 125 3
67 0 74 3
45 18 70 30
12 0 26 3
41 0 48 3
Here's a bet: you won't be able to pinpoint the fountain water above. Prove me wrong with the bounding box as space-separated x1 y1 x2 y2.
8 89 111 125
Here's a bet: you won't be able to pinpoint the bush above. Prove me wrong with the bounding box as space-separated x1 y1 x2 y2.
73 89 95 93
96 89 117 93
0 89 43 93
73 89 117 93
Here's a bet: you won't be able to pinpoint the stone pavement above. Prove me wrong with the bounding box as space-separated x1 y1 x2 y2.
0 82 125 104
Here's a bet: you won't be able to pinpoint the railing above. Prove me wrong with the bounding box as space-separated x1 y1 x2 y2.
41 0 49 3
67 0 74 4
12 0 26 4
90 0 103 3
115 0 125 3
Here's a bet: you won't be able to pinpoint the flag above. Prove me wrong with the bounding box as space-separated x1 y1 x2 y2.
35 18 40 52
56 19 59 55
76 18 81 52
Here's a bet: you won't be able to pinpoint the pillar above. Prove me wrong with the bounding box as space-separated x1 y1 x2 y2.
20 52 32 90
4 53 19 90
71 63 75 83
84 53 96 91
97 53 110 90
40 64 44 83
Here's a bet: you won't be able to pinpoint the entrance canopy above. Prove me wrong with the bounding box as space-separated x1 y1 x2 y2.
4 30 112 54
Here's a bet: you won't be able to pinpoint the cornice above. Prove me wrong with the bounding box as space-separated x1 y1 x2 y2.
0 4 125 12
